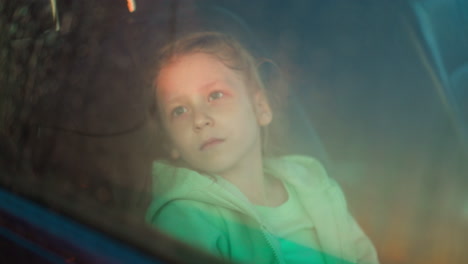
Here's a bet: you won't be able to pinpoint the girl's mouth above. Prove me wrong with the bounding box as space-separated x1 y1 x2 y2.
200 138 224 150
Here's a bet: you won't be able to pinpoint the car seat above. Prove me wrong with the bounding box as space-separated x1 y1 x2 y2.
409 0 468 151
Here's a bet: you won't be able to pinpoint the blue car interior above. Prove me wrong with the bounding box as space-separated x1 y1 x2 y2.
0 184 226 264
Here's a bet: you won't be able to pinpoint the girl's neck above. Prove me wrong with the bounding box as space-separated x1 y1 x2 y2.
218 150 287 207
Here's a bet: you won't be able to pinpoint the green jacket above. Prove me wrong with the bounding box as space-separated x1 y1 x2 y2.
146 155 379 264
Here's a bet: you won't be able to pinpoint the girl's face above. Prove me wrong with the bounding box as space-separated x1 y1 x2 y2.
155 52 272 175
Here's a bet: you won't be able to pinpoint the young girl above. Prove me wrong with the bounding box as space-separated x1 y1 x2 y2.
146 32 378 264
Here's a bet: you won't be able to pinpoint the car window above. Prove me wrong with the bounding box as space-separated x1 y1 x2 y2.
1 1 467 263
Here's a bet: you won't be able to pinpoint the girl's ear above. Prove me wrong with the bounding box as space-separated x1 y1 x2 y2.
254 90 273 126
163 139 180 160
161 133 181 160
170 148 181 160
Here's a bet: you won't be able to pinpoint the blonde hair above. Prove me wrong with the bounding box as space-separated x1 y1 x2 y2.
151 32 289 160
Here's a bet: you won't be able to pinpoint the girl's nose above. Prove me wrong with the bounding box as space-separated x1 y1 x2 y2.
193 111 213 131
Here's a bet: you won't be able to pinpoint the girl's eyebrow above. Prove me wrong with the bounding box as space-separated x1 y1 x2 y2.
199 80 219 91
164 80 220 105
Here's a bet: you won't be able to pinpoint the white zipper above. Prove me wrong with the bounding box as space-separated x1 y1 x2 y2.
207 178 286 263
260 224 285 264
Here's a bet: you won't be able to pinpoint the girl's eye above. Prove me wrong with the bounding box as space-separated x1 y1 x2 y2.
171 106 187 117
208 91 224 102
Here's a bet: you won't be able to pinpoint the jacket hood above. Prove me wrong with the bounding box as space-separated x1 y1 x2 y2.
146 155 332 222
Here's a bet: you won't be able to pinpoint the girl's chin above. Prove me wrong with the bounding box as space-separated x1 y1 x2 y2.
190 158 237 175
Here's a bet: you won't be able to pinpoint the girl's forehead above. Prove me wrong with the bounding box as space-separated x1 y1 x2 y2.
156 53 245 98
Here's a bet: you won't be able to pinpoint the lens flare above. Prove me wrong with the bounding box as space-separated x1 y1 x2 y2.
127 0 136 13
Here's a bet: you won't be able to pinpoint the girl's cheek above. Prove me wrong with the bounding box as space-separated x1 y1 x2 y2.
170 114 192 129
166 121 189 144
210 94 234 108
214 98 239 115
